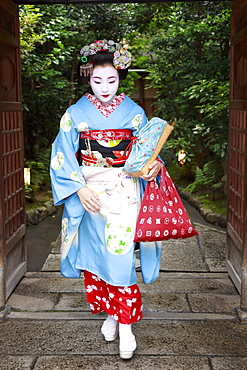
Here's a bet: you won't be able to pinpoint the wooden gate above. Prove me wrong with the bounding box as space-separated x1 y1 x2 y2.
0 0 26 309
0 0 246 312
226 0 247 316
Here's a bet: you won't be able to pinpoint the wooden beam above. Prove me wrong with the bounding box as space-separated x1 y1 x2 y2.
14 0 171 3
232 0 247 12
14 0 230 4
231 25 247 46
1 0 18 14
0 29 19 47
230 101 247 111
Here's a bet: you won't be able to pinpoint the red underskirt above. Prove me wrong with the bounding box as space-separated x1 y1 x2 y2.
84 270 143 324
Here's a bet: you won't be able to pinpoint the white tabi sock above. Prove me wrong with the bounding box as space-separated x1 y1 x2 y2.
105 315 117 327
101 315 119 342
119 323 135 342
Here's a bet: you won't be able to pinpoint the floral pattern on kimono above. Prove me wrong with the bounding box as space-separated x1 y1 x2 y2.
50 94 162 286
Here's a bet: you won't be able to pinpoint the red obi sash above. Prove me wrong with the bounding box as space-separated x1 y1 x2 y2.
78 129 136 167
79 129 133 142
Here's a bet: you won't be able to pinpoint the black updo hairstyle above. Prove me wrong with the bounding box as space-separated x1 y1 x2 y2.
77 50 128 84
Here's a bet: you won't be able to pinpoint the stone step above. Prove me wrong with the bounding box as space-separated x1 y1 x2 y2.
1 320 247 357
1 354 247 370
7 310 236 321
7 290 240 316
7 271 240 319
12 272 238 295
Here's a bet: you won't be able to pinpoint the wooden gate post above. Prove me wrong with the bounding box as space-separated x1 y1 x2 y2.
0 0 26 314
226 0 247 321
0 116 5 310
239 231 247 319
0 245 6 311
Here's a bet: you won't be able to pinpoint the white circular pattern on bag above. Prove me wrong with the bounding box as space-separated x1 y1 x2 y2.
136 229 143 237
178 216 184 224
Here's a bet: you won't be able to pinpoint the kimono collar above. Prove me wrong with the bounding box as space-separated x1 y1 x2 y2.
85 93 125 118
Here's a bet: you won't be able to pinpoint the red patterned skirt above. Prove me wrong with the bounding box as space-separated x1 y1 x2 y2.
84 270 143 324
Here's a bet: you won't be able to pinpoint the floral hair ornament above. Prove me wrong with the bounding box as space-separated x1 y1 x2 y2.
79 39 132 77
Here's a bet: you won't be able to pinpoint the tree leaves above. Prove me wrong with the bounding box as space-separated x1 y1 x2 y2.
142 2 230 163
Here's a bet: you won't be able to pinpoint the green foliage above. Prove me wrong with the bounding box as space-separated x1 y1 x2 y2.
25 148 51 201
118 71 141 96
25 160 47 201
184 160 224 193
141 2 230 163
20 4 142 162
197 194 227 215
19 5 45 57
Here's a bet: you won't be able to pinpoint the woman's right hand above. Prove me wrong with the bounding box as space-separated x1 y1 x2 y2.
77 187 101 213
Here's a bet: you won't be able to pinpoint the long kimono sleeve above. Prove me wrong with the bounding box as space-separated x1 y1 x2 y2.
50 111 86 206
128 110 163 284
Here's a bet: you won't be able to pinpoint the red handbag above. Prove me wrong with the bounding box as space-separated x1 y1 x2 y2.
134 166 199 242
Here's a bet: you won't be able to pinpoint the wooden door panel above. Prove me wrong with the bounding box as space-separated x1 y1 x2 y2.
226 0 247 297
0 0 26 305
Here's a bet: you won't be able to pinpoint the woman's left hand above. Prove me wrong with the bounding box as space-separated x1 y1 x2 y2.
140 160 162 181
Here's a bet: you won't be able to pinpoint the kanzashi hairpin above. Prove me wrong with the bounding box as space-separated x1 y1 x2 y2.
80 39 132 70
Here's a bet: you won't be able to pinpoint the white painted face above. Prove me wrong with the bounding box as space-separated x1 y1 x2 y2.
90 65 119 105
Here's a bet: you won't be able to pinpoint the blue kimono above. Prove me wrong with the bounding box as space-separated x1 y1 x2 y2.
50 94 162 286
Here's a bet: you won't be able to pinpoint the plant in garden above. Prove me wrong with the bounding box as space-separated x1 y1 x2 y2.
184 160 224 194
139 2 230 192
24 160 48 202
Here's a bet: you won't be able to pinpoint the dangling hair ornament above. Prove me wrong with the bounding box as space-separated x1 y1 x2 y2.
79 55 93 77
79 39 132 77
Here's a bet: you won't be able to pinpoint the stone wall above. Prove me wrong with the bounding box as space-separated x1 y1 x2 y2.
177 186 227 228
26 200 58 226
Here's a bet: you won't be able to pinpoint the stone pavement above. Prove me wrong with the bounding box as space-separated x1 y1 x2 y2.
1 219 247 369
